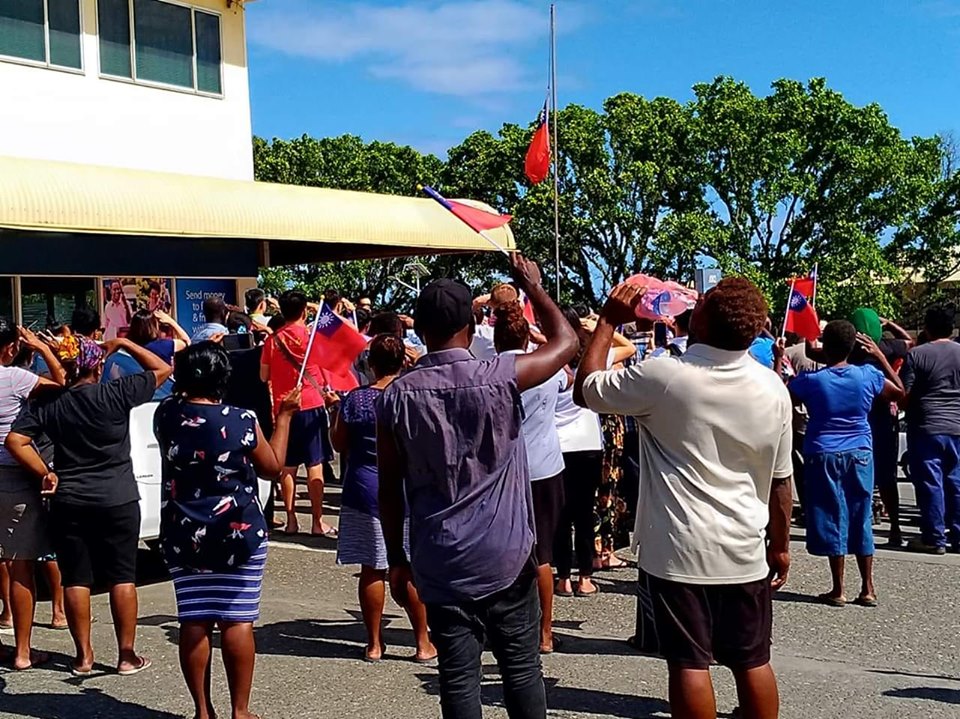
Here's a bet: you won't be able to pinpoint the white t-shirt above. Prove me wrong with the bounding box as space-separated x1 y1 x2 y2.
470 323 497 361
0 365 39 467
554 348 615 454
505 350 567 481
649 335 688 359
582 344 792 585
102 301 129 341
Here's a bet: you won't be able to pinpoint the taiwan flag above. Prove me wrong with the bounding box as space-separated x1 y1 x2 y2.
785 289 821 342
524 102 551 184
421 186 512 234
305 305 368 390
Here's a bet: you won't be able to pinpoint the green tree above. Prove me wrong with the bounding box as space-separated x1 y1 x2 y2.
253 134 443 308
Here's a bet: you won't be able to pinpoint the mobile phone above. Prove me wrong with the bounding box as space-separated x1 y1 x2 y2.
221 333 253 352
654 322 668 348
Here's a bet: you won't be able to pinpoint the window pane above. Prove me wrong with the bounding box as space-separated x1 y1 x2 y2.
195 11 220 94
48 0 81 69
133 0 193 89
20 277 96 331
98 0 132 77
0 0 45 63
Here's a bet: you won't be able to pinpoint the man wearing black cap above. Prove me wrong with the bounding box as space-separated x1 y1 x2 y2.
377 254 578 719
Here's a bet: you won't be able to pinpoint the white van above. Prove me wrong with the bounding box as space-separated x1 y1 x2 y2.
130 402 272 544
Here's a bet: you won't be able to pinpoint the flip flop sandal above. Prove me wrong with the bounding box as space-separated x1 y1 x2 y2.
540 635 563 655
118 656 152 676
817 593 846 608
853 596 879 608
575 585 600 597
71 665 94 677
554 587 574 598
412 653 438 665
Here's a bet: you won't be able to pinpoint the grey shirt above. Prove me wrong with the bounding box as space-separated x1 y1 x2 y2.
378 348 534 605
901 340 960 436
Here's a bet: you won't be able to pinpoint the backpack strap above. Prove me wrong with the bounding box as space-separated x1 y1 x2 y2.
273 335 325 396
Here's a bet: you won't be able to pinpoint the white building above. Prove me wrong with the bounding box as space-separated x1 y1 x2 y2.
0 0 511 331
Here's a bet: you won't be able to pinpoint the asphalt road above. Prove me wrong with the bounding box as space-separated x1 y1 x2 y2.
1 486 958 719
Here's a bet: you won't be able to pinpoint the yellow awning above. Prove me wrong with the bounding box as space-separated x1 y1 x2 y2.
0 155 514 264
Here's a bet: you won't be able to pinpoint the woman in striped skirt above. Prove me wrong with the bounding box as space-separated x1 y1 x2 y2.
154 342 299 719
329 334 435 663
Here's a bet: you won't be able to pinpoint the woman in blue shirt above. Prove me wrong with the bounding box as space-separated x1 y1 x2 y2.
790 320 904 608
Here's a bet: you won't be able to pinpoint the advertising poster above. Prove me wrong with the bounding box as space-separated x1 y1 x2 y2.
175 279 237 338
102 277 173 340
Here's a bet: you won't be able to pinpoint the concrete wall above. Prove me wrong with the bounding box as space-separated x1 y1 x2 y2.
0 0 253 180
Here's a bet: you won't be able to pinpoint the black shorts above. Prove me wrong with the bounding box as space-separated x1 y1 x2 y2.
284 407 332 469
643 573 772 671
50 500 140 588
531 472 564 566
872 422 899 489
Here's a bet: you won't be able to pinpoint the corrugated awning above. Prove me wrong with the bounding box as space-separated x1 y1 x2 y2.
0 155 514 264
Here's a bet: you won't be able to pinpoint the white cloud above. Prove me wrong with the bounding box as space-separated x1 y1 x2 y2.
247 0 584 97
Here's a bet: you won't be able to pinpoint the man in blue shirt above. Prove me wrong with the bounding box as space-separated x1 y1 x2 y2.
190 297 229 343
377 255 577 719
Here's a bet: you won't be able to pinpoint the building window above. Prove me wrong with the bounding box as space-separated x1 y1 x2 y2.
20 277 96 330
0 0 82 70
97 0 222 96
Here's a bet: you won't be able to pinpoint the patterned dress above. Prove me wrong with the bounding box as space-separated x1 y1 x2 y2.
596 414 630 553
154 399 268 623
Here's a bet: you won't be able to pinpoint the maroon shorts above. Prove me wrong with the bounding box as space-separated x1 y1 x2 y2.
642 572 772 671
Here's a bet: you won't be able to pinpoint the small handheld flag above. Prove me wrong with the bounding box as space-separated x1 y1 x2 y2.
525 101 551 184
420 185 512 255
785 288 821 342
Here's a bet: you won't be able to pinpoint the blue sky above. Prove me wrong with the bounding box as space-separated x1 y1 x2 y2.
246 0 960 157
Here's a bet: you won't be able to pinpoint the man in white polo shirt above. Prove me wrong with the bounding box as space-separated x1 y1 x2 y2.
574 277 793 719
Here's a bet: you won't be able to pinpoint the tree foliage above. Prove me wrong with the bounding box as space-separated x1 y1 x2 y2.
255 78 960 323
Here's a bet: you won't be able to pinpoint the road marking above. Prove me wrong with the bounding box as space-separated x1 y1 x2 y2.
267 541 337 555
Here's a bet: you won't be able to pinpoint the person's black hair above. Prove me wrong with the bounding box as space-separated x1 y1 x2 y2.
571 303 592 319
0 316 18 348
924 305 955 340
324 288 341 306
71 305 101 337
369 311 403 337
368 334 405 378
279 290 308 322
148 280 162 295
267 314 286 333
675 309 693 333
245 288 266 314
227 311 253 334
822 320 858 365
354 307 372 333
11 345 34 369
203 296 227 324
174 342 232 401
127 309 160 346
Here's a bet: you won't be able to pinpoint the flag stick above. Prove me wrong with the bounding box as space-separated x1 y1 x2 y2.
811 263 819 307
479 229 510 257
781 279 796 339
550 2 561 302
297 305 322 388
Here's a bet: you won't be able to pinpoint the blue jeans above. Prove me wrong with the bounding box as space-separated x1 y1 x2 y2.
425 564 546 719
908 432 960 548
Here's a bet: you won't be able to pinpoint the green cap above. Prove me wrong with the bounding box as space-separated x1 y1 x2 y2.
850 307 882 342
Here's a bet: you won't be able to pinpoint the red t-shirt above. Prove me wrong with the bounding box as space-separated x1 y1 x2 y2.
261 323 324 414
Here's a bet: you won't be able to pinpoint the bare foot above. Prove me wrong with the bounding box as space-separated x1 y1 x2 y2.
51 614 68 630
283 513 300 535
555 579 574 596
71 654 95 676
232 712 260 719
14 649 50 671
312 522 337 537
364 638 385 663
413 642 438 663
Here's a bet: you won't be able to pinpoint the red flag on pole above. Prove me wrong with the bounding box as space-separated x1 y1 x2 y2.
785 289 821 341
525 102 551 184
304 304 367 388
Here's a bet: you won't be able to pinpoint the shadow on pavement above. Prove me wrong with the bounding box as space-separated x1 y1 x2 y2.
552 633 646 659
771 590 821 605
251 617 422 662
885 687 960 704
415 671 676 718
0 677 182 719
869 668 960 682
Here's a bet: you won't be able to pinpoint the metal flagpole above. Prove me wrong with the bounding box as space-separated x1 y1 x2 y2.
550 3 561 302
811 263 819 307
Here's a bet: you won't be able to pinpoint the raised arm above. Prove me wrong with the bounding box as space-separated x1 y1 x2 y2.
880 317 915 348
20 327 66 387
103 338 173 388
511 254 579 392
154 309 191 348
857 333 905 403
574 284 645 407
251 388 300 478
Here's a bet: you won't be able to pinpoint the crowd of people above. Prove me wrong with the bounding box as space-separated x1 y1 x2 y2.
0 256 958 719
